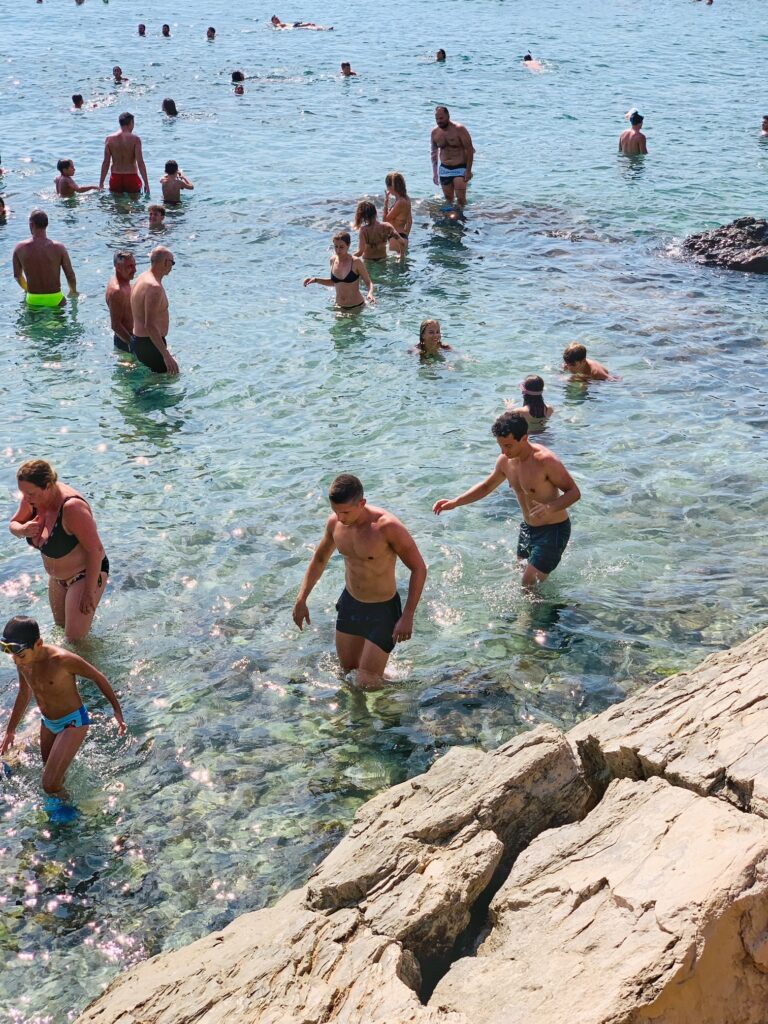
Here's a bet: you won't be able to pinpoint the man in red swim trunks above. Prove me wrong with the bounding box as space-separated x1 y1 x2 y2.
99 112 149 194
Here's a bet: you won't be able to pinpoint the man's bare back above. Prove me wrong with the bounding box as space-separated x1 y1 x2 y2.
131 270 169 337
619 127 648 155
13 236 75 298
105 131 140 173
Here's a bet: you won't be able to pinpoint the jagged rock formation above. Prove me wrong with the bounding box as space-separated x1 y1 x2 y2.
78 627 768 1024
681 216 768 272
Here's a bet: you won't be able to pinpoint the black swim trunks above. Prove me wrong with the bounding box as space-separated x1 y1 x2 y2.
335 588 402 654
517 519 571 575
113 332 131 353
130 334 168 373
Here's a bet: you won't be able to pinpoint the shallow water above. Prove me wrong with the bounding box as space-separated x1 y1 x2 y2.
1 0 767 1019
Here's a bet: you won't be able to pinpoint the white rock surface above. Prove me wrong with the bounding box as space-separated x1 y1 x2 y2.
432 776 768 1024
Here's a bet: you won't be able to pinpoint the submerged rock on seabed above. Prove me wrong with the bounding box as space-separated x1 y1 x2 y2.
681 216 768 272
78 626 768 1024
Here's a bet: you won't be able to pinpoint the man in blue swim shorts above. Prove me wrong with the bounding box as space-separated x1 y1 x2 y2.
431 105 475 209
433 411 580 589
0 616 126 801
293 474 427 690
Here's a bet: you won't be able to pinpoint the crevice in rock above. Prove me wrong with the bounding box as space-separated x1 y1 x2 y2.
417 852 511 1003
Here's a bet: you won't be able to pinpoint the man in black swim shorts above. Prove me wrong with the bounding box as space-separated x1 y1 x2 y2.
433 411 580 589
293 474 427 690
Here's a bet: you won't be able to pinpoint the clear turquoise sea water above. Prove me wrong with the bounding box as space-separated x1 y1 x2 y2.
1 0 767 1019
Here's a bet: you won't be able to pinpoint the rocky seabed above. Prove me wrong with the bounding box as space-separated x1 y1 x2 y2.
78 627 768 1024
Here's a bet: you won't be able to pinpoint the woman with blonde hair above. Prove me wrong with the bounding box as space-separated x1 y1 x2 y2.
383 171 412 253
9 460 109 640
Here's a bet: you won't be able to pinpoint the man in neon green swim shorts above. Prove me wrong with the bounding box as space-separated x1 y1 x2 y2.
12 209 78 307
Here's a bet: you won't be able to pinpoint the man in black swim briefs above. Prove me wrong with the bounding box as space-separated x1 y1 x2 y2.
433 411 580 589
293 474 427 690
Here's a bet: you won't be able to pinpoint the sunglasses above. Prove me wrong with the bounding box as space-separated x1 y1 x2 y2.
0 640 32 655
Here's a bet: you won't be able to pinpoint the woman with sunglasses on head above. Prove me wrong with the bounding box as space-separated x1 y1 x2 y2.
507 374 554 425
9 460 109 641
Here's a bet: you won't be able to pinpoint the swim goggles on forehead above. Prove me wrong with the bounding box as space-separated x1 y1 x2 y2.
0 640 31 655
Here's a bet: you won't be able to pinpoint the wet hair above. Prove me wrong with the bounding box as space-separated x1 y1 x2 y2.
72 93 84 106
113 250 134 267
56 159 73 174
165 160 179 174
207 26 216 34
232 70 245 82
329 474 364 505
118 111 134 127
521 375 547 418
234 85 245 94
113 66 122 76
436 49 446 60
148 205 167 221
29 209 48 229
436 104 449 117
523 53 532 61
492 412 529 441
629 111 643 126
162 98 178 116
332 230 351 247
17 458 57 488
563 342 587 366
353 200 377 228
138 23 146 32
419 318 441 348
385 171 408 198
2 616 40 647
162 24 170 32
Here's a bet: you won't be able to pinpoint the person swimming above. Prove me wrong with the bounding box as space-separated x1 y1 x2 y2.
303 230 375 309
507 374 554 422
353 200 404 260
412 318 453 358
383 172 413 252
161 98 178 117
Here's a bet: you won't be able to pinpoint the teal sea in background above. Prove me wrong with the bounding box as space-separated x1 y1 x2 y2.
1 0 767 1018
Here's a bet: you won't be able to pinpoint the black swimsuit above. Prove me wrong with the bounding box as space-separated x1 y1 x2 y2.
330 261 360 284
26 495 109 583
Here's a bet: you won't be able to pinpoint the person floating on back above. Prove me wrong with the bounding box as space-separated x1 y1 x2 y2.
433 412 580 589
562 342 615 381
0 615 126 818
161 160 194 204
55 159 98 198
619 109 648 155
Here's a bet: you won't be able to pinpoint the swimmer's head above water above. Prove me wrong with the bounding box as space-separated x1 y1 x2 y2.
232 70 245 82
520 374 548 418
436 49 446 61
162 98 178 116
207 26 216 39
148 205 166 226
332 230 352 254
138 23 146 35
72 93 84 109
627 109 644 126
56 158 74 175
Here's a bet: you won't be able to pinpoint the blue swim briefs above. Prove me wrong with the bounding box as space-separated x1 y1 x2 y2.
41 705 91 734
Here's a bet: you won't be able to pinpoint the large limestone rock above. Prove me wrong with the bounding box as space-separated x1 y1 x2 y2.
78 627 768 1024
571 627 768 815
79 726 590 1024
431 776 768 1023
681 216 768 272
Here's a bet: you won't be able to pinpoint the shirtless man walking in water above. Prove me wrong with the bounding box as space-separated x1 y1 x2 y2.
105 251 136 352
433 412 580 589
99 112 150 194
293 474 427 690
431 105 475 209
130 247 179 373
13 209 77 308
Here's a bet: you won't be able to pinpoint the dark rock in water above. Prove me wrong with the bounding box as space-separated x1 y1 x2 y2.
682 216 768 273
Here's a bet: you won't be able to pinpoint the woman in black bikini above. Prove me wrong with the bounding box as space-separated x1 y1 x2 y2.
303 231 375 309
9 460 109 641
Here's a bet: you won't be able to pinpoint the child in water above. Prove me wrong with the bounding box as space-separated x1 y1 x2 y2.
55 159 98 198
353 200 404 260
0 615 126 816
383 171 412 253
412 318 453 358
161 160 194 203
562 342 615 380
507 374 554 422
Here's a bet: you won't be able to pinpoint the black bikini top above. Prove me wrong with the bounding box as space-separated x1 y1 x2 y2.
26 494 89 559
330 259 360 284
